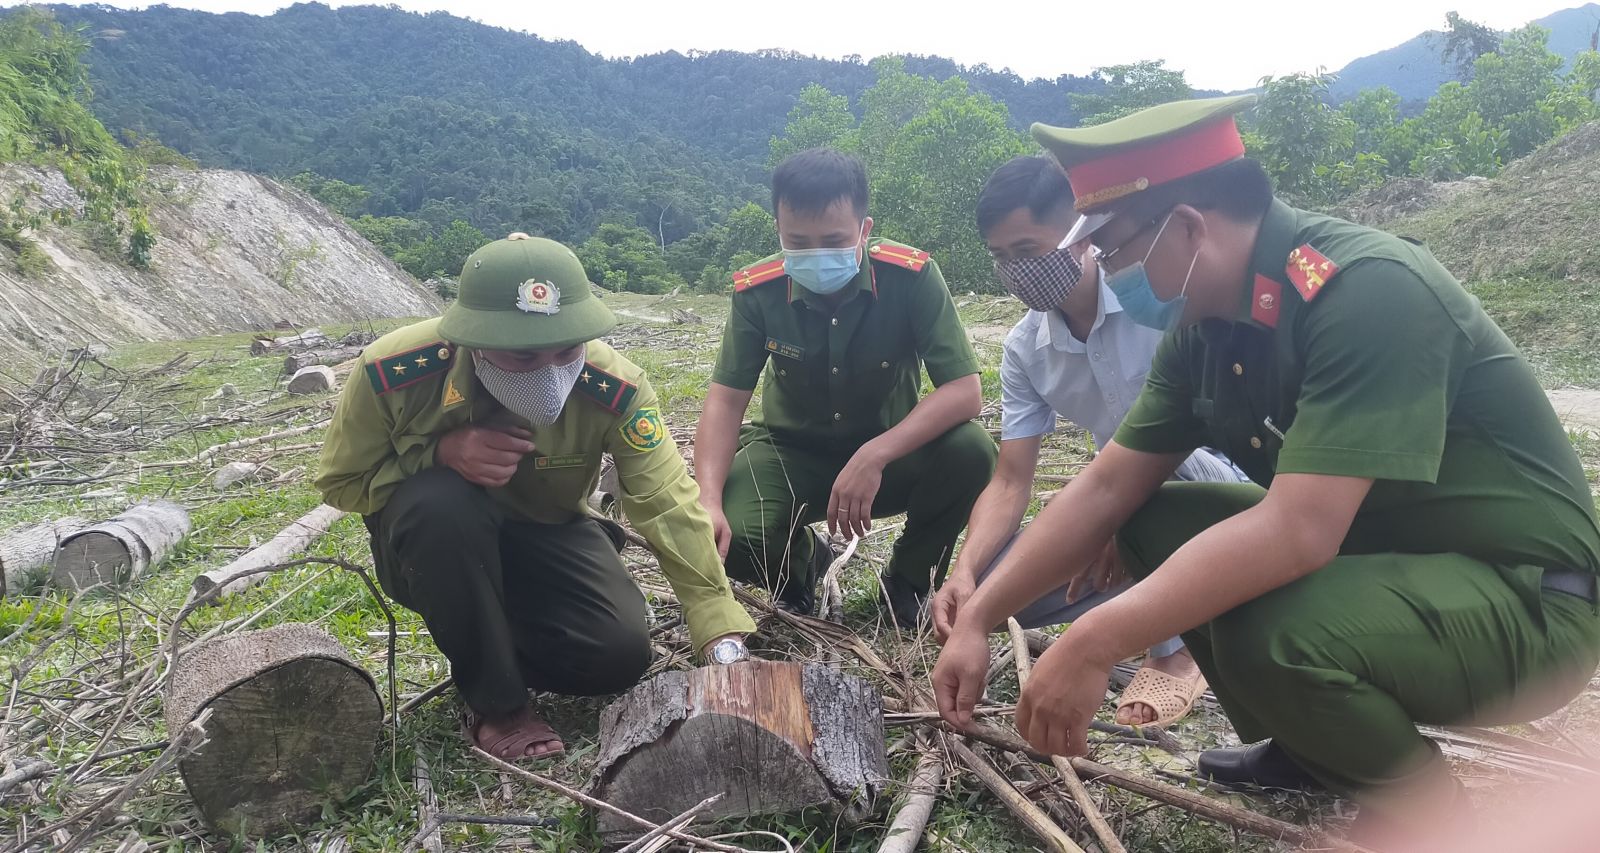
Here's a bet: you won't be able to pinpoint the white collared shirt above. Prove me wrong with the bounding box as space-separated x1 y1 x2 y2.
999 281 1246 482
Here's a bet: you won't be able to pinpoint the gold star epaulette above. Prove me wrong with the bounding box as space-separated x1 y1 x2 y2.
1286 243 1340 302
731 258 787 292
572 362 638 414
365 342 455 395
867 242 931 272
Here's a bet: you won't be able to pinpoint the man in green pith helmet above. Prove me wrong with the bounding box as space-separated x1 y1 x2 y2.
692 147 998 628
930 95 1600 842
316 233 756 764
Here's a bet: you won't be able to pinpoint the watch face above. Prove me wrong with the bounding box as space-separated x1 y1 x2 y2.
713 639 745 664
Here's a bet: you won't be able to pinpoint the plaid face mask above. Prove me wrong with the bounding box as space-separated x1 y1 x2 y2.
995 245 1083 312
472 345 586 426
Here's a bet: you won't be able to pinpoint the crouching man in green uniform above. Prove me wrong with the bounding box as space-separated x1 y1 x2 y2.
693 148 998 626
317 233 757 763
931 96 1600 841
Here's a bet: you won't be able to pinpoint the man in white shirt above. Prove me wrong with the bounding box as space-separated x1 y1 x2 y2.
933 156 1248 727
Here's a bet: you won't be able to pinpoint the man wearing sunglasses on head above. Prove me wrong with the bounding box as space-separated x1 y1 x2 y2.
932 155 1250 731
931 95 1600 844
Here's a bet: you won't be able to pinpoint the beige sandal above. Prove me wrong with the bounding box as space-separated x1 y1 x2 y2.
1115 666 1208 729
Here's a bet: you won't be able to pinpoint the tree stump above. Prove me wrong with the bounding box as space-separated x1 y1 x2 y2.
0 516 89 597
287 365 337 394
283 345 364 375
51 501 190 591
590 660 888 842
164 623 381 838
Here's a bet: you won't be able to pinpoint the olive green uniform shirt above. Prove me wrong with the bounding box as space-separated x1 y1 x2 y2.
711 238 981 449
315 318 757 649
1113 200 1600 609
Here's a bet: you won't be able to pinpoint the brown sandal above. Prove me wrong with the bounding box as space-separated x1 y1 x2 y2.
462 706 565 762
1115 667 1208 729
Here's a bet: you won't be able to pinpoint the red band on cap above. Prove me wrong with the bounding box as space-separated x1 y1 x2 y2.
1069 117 1246 211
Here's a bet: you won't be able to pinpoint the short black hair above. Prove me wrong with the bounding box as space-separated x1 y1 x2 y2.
1115 158 1274 224
771 148 869 220
975 156 1075 238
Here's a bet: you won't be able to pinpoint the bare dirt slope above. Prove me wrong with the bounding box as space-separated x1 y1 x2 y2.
0 165 440 373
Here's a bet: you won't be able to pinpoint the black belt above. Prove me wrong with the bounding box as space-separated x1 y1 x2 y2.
1541 569 1597 603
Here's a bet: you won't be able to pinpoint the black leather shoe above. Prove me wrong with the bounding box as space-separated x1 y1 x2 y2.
775 530 830 616
881 572 927 629
1197 740 1324 791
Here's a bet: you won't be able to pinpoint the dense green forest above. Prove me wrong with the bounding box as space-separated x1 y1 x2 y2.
0 6 163 271
6 4 1600 296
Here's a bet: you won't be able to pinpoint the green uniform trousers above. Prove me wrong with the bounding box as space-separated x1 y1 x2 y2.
1118 482 1600 803
366 467 652 716
721 420 997 595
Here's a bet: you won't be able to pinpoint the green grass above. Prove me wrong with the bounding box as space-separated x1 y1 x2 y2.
3 286 1595 851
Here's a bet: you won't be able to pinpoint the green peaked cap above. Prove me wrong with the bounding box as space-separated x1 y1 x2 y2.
1030 94 1257 169
438 233 615 351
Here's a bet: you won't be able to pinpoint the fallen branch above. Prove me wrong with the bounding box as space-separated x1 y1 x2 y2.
191 504 348 602
178 421 327 467
470 746 757 853
944 734 1084 853
0 758 51 798
875 733 944 853
818 534 863 623
43 708 212 853
930 721 1358 850
614 793 724 853
411 755 443 853
1009 618 1126 853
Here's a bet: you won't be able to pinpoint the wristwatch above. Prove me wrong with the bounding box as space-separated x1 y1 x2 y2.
709 636 750 665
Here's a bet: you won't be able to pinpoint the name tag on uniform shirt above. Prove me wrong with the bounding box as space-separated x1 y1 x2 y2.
534 454 587 470
765 338 804 360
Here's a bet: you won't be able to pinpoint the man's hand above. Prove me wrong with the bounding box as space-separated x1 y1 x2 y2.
1065 536 1127 604
1015 631 1114 758
436 424 535 488
699 495 733 560
828 446 885 539
932 626 992 728
931 570 977 645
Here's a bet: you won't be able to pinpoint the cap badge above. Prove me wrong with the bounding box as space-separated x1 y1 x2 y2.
515 280 561 314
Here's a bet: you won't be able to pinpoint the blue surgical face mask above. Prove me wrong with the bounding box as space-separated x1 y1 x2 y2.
1100 213 1200 332
782 225 864 295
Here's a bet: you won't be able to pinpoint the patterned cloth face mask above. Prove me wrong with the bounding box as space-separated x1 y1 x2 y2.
995 243 1083 312
472 344 586 425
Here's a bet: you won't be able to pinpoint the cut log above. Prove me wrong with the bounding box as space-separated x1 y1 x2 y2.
591 660 888 842
0 516 89 597
212 462 263 491
191 504 348 602
51 502 190 591
250 328 329 356
164 623 381 838
283 345 364 375
287 365 337 395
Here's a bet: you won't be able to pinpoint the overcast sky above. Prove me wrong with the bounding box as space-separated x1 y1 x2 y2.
42 0 1575 91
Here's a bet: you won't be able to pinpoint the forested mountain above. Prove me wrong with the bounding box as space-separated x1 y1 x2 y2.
1329 3 1599 101
42 2 1101 246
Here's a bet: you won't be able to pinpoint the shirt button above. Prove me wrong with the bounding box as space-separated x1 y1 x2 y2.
831 367 839 375
1250 436 1263 449
1092 353 1103 362
1233 363 1244 376
880 361 889 368
833 412 842 421
778 369 787 376
831 318 839 326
